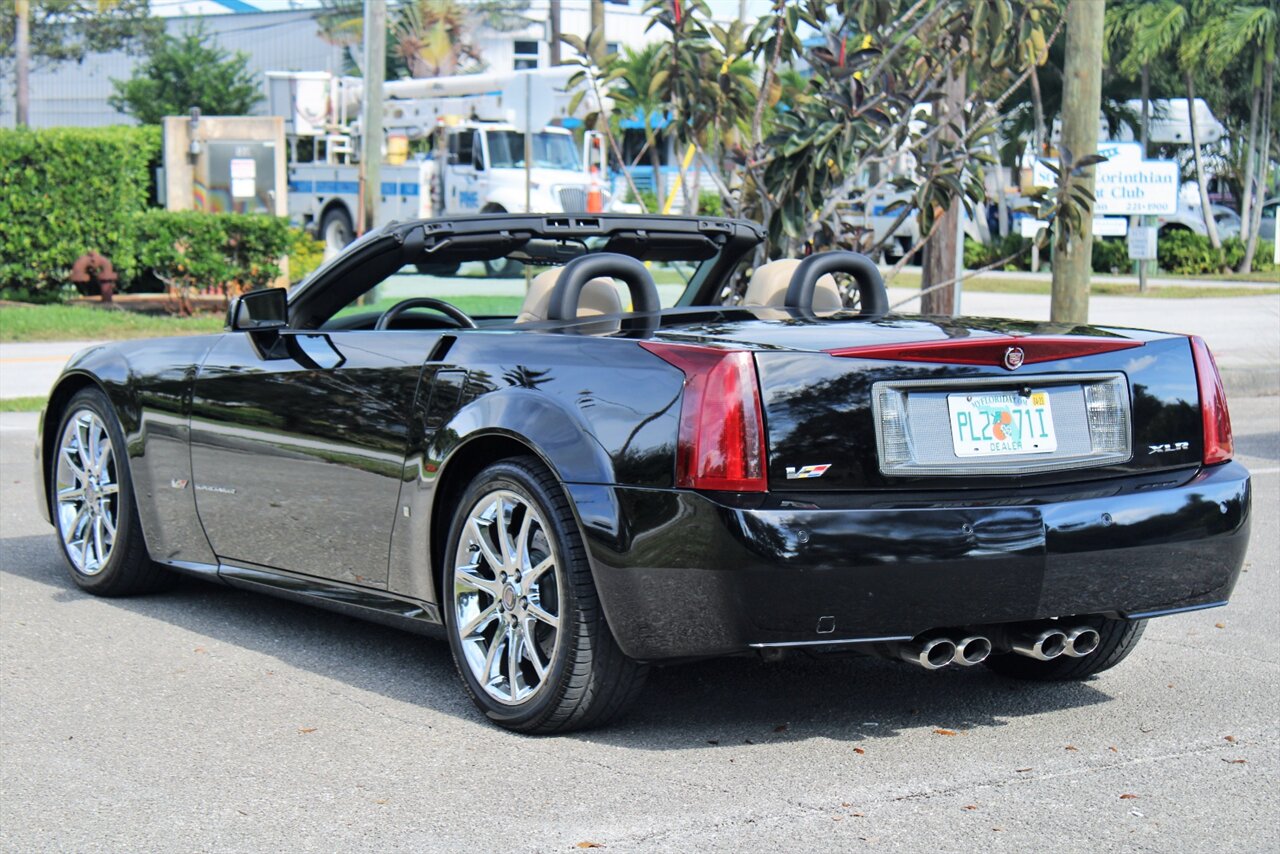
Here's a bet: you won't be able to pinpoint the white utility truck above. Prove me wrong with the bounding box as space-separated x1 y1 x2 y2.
266 67 612 255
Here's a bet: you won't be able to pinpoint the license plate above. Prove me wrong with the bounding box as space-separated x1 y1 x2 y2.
947 390 1058 457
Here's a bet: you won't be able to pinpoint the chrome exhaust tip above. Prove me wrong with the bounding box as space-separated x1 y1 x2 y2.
1064 627 1101 658
898 637 957 670
954 635 992 666
1011 628 1069 661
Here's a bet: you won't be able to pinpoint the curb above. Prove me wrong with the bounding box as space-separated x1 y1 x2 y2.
1220 366 1280 399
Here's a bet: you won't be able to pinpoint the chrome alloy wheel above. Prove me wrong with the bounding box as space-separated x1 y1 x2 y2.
55 409 119 576
452 489 562 705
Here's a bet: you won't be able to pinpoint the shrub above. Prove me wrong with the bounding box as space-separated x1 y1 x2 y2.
963 234 1033 271
698 191 724 217
1091 238 1129 274
0 126 160 298
1158 229 1225 275
134 210 292 298
287 227 325 284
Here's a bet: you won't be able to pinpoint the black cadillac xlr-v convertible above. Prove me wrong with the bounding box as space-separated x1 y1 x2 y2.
35 215 1251 732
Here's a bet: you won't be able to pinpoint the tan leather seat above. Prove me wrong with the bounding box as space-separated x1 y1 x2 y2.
742 259 843 311
516 266 623 323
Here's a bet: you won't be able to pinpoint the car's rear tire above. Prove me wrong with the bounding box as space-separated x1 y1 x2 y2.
985 618 1146 681
442 456 647 733
50 388 172 597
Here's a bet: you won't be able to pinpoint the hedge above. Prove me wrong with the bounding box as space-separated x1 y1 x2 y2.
0 126 161 297
134 210 292 295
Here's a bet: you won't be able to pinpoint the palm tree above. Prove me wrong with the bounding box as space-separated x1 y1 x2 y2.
605 43 669 205
1202 3 1277 271
1111 0 1227 250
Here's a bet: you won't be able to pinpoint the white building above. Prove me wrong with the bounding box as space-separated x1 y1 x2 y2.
0 0 674 129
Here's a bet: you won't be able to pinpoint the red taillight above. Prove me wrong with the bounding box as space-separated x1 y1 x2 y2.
1190 336 1233 465
638 342 767 492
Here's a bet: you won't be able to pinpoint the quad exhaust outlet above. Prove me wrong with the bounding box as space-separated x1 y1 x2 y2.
890 624 1100 669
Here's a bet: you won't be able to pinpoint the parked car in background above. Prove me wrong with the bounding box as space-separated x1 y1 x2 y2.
1156 203 1242 239
1258 197 1277 244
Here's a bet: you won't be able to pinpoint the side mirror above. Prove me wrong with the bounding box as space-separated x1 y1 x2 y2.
227 288 287 332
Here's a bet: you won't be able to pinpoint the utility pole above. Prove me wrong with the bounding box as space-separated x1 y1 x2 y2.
590 0 606 68
359 0 385 235
15 0 30 127
549 0 561 65
920 68 965 316
1051 0 1104 324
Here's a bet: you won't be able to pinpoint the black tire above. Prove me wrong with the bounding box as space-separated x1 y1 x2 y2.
50 388 172 597
320 206 354 253
442 456 647 733
985 618 1147 681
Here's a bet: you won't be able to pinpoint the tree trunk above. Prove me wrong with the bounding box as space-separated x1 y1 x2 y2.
649 134 664 211
549 0 562 66
1030 62 1046 157
991 137 1009 238
1185 73 1221 250
1051 0 1104 325
920 68 966 316
1135 62 1150 289
15 0 30 127
1239 84 1260 244
1242 57 1273 274
359 0 386 235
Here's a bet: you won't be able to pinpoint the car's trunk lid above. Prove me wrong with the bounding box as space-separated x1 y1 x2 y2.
646 310 1204 490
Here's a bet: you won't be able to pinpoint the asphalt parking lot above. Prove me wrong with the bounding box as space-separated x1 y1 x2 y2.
1 399 1277 852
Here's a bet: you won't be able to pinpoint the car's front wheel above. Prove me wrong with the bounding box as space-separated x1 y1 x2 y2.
443 456 647 733
51 388 171 596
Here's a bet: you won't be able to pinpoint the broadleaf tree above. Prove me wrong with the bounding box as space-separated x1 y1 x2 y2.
109 25 262 124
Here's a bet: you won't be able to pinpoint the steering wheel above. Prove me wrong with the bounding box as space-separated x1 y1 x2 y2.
546 253 660 321
784 251 889 318
374 298 478 331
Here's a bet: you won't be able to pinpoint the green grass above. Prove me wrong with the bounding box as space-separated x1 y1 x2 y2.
0 304 224 342
337 295 525 320
0 396 47 412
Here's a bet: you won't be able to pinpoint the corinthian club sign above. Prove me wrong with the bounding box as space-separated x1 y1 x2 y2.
1035 143 1179 215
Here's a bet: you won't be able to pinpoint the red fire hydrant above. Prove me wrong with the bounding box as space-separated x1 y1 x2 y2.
69 252 119 303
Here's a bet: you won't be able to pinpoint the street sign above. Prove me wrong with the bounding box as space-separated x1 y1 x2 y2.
1017 217 1127 238
1033 142 1179 215
1128 226 1158 260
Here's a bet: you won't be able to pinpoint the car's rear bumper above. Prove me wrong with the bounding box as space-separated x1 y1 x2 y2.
566 462 1251 661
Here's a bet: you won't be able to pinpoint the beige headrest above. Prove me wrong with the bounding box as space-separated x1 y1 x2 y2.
742 259 843 311
516 266 623 324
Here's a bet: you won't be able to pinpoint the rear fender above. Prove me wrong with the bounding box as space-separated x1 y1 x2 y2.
388 387 614 607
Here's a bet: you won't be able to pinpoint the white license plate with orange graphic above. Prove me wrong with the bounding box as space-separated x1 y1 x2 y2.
947 390 1058 457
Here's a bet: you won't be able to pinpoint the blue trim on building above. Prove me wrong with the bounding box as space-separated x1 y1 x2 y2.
211 0 260 13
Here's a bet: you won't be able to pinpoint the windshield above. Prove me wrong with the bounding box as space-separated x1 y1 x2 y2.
487 131 581 170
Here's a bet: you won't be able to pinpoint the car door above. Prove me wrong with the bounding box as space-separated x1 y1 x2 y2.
189 328 442 588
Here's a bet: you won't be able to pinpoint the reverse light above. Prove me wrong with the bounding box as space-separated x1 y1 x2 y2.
1190 336 1233 465
638 342 767 492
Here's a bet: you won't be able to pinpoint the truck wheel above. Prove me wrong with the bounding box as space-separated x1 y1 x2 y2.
320 207 354 253
443 456 647 733
985 618 1146 681
50 388 172 596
